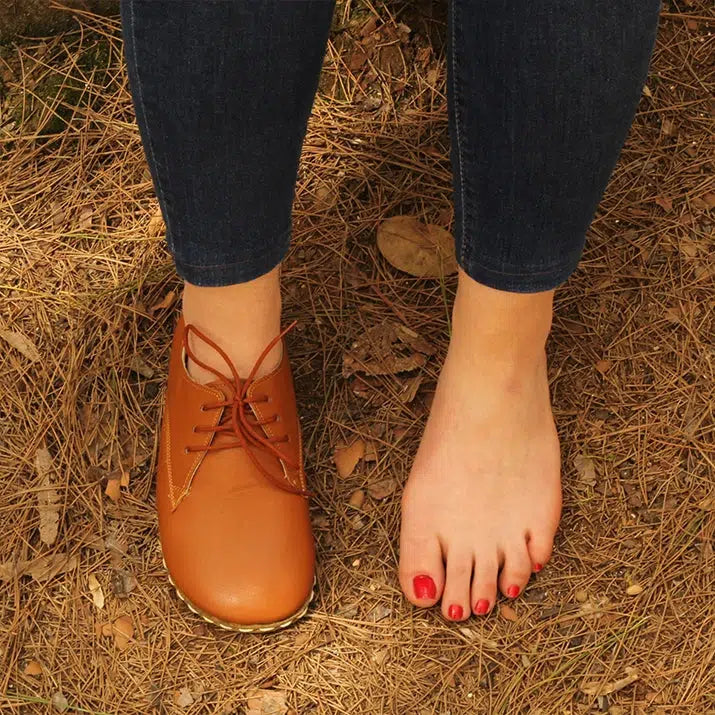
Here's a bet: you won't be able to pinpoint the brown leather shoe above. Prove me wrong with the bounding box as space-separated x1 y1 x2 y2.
156 317 315 632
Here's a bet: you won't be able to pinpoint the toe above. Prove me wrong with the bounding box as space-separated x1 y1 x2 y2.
498 540 533 599
440 549 473 621
471 555 499 616
526 529 554 573
399 534 445 608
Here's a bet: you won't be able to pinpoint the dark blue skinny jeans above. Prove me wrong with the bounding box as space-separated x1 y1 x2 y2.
121 0 660 293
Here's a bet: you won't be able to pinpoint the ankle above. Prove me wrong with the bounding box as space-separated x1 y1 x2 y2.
181 267 283 382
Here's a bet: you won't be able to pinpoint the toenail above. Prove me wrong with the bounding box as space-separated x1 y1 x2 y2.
448 604 463 620
507 585 520 598
413 575 436 600
475 599 490 615
534 563 543 572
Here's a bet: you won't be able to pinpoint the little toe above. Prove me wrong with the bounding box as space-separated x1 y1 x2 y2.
498 541 532 599
526 530 554 573
471 556 499 616
440 550 473 621
399 535 445 608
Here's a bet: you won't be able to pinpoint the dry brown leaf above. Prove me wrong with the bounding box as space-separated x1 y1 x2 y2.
348 489 365 509
174 687 194 709
51 692 69 712
334 439 365 478
129 355 154 378
50 201 64 229
246 688 288 715
654 196 673 212
398 374 424 403
147 208 165 237
363 440 379 462
79 206 93 229
499 604 518 622
367 476 397 500
105 478 121 503
342 322 434 377
111 569 138 598
35 445 59 546
0 329 41 362
626 583 644 596
0 553 79 583
697 494 715 511
703 192 715 209
88 573 105 609
595 360 612 376
573 455 596 485
149 289 176 315
581 667 639 696
112 615 133 651
24 660 43 676
377 215 457 278
458 627 499 650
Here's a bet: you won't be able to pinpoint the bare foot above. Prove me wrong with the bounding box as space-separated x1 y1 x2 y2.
181 266 283 383
399 273 562 620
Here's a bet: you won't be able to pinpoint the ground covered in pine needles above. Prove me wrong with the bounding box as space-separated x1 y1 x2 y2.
0 2 713 713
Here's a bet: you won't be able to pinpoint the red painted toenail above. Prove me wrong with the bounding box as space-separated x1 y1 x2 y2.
475 599 490 615
413 575 436 600
534 563 543 572
448 604 463 620
507 585 520 598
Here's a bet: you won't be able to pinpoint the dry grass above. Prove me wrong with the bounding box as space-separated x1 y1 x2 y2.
0 2 713 713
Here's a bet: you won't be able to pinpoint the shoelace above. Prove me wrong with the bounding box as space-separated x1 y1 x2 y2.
183 321 309 497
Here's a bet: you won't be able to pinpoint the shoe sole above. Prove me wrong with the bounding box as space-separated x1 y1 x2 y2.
163 557 315 633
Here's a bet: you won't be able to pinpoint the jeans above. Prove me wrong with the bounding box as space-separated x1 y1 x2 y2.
121 0 660 293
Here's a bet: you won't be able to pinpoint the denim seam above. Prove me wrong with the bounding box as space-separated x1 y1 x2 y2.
458 251 582 279
450 0 469 268
128 2 173 251
173 228 291 271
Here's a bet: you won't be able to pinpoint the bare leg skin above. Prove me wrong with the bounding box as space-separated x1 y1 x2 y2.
399 271 562 620
181 266 282 384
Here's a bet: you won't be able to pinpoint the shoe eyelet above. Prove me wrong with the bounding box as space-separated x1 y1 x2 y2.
192 426 197 433
200 404 207 412
183 447 190 455
274 415 281 423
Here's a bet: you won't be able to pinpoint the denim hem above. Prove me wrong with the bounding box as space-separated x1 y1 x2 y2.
459 255 580 294
173 235 290 287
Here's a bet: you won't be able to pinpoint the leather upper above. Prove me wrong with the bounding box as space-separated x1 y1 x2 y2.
157 318 314 626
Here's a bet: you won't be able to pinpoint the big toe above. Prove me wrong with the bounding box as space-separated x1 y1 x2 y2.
399 533 444 608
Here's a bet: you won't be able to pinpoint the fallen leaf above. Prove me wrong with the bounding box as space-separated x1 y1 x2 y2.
334 439 365 478
575 590 588 603
595 360 612 376
0 329 41 362
499 604 518 622
377 215 457 278
35 445 59 546
573 455 596 485
50 201 64 229
129 355 154 378
521 653 532 668
367 603 391 622
112 615 133 651
149 289 176 315
626 583 644 596
174 687 194 709
661 118 676 136
642 85 652 97
342 321 434 377
51 692 69 713
88 573 105 609
246 688 288 715
367 476 397 500
581 667 639 696
23 660 43 676
458 627 499 650
363 440 379 462
79 206 93 229
697 494 715 511
372 648 389 665
703 192 715 210
0 553 78 583
398 373 424 403
111 569 138 598
348 489 365 509
105 478 121 503
147 208 165 237
654 196 673 212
